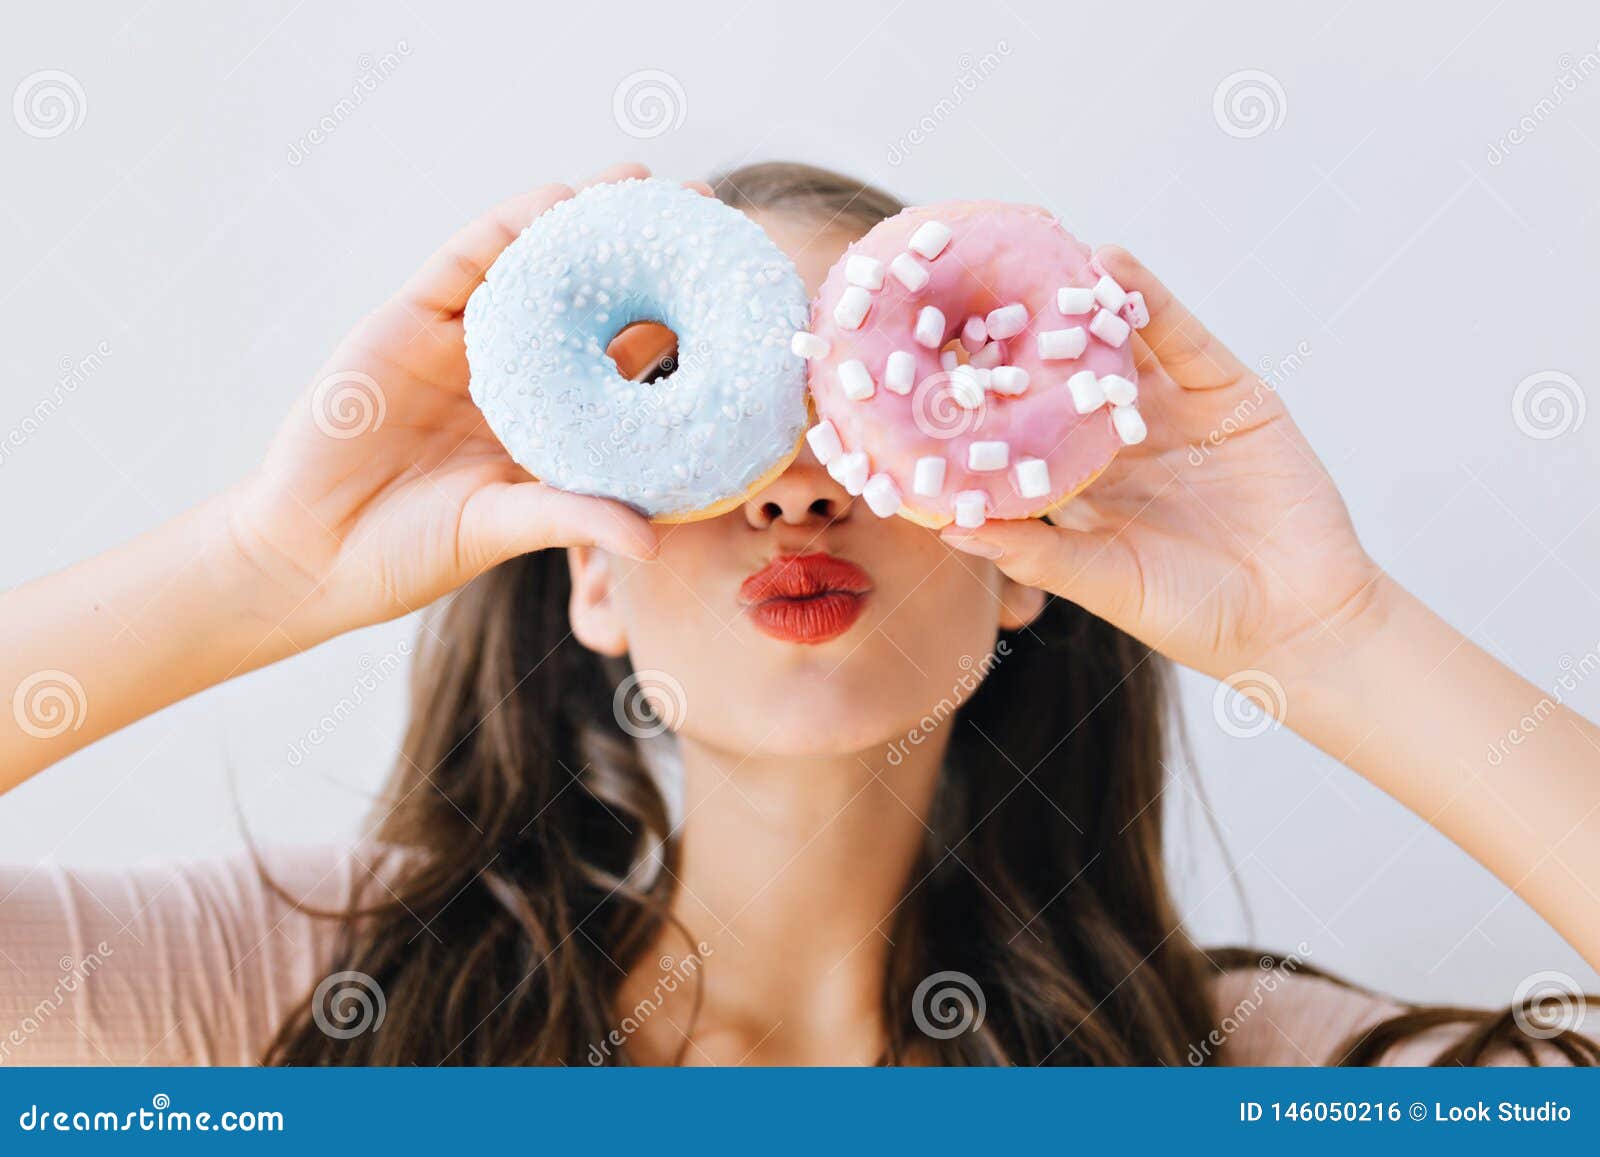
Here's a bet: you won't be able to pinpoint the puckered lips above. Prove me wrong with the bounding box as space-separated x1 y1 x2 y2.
738 553 874 645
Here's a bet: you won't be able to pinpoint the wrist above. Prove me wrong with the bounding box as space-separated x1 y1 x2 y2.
212 485 339 660
1261 563 1406 706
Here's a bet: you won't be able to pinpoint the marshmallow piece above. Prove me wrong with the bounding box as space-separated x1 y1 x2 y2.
1056 286 1095 315
1100 373 1137 407
1120 291 1150 329
949 364 985 409
790 331 830 360
805 419 844 465
862 473 902 518
913 455 947 496
889 252 929 292
908 220 953 260
961 315 989 353
967 441 1009 472
989 366 1029 396
884 349 915 394
984 303 1029 340
838 358 875 401
1014 458 1051 499
833 286 872 330
953 490 988 529
1089 308 1131 348
972 366 993 391
1093 274 1128 312
914 306 946 349
1037 326 1088 360
845 254 885 290
1112 404 1147 445
828 450 870 495
969 340 1006 369
939 348 959 371
1067 370 1106 414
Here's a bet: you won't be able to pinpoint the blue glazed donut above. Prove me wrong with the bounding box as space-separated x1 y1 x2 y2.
465 178 811 521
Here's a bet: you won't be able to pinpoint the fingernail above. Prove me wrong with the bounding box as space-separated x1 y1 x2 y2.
943 533 1003 560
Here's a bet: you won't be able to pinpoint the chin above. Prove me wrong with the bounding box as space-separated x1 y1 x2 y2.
690 673 928 761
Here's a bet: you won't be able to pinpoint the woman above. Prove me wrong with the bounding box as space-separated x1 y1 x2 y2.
2 161 1596 1066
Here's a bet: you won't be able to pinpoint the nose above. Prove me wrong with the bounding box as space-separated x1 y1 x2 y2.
742 449 854 530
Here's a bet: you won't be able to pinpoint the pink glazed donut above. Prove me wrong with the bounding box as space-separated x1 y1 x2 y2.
797 201 1150 528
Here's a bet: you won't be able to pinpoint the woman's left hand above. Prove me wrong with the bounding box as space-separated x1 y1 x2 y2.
942 248 1388 687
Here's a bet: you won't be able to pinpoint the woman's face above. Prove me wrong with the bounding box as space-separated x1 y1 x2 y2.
569 212 1044 758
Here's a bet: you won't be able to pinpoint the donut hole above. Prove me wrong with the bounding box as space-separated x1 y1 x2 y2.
607 320 681 385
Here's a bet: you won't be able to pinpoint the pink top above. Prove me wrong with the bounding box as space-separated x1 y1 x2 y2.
0 847 1575 1066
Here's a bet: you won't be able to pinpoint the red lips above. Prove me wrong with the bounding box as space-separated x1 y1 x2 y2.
738 553 874 644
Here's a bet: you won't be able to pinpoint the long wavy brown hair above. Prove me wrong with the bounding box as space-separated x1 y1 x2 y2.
264 162 1597 1067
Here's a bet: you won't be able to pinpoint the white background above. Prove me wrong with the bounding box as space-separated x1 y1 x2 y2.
2 1 1597 1009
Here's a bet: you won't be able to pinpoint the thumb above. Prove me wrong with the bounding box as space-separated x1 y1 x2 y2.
941 519 1141 627
463 481 658 569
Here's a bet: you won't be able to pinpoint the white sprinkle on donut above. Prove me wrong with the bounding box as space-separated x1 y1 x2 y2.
949 365 985 409
1038 327 1088 360
790 331 830 359
953 490 988 528
984 303 1029 340
989 366 1029 396
913 456 947 497
1093 274 1128 312
961 315 988 352
1067 370 1105 414
846 255 885 290
1089 309 1131 348
908 221 953 260
833 285 872 330
967 441 1009 472
1121 291 1150 328
1112 405 1147 445
914 306 946 349
884 350 915 394
828 450 870 494
889 253 929 292
1056 286 1095 315
1015 458 1051 499
838 358 875 401
1101 373 1137 407
806 420 844 464
862 473 902 517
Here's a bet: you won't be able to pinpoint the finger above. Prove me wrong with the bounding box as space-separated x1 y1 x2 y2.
463 482 659 569
577 161 651 190
1094 246 1251 392
684 180 715 197
401 183 576 316
940 520 1143 629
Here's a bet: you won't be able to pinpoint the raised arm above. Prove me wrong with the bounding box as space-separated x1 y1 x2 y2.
942 248 1600 970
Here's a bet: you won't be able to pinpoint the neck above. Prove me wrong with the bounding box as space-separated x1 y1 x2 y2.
625 730 946 1065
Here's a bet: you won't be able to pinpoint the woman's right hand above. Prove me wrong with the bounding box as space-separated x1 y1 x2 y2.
225 163 660 647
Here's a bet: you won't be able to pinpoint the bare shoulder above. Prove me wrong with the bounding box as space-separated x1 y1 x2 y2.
1203 960 1595 1067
